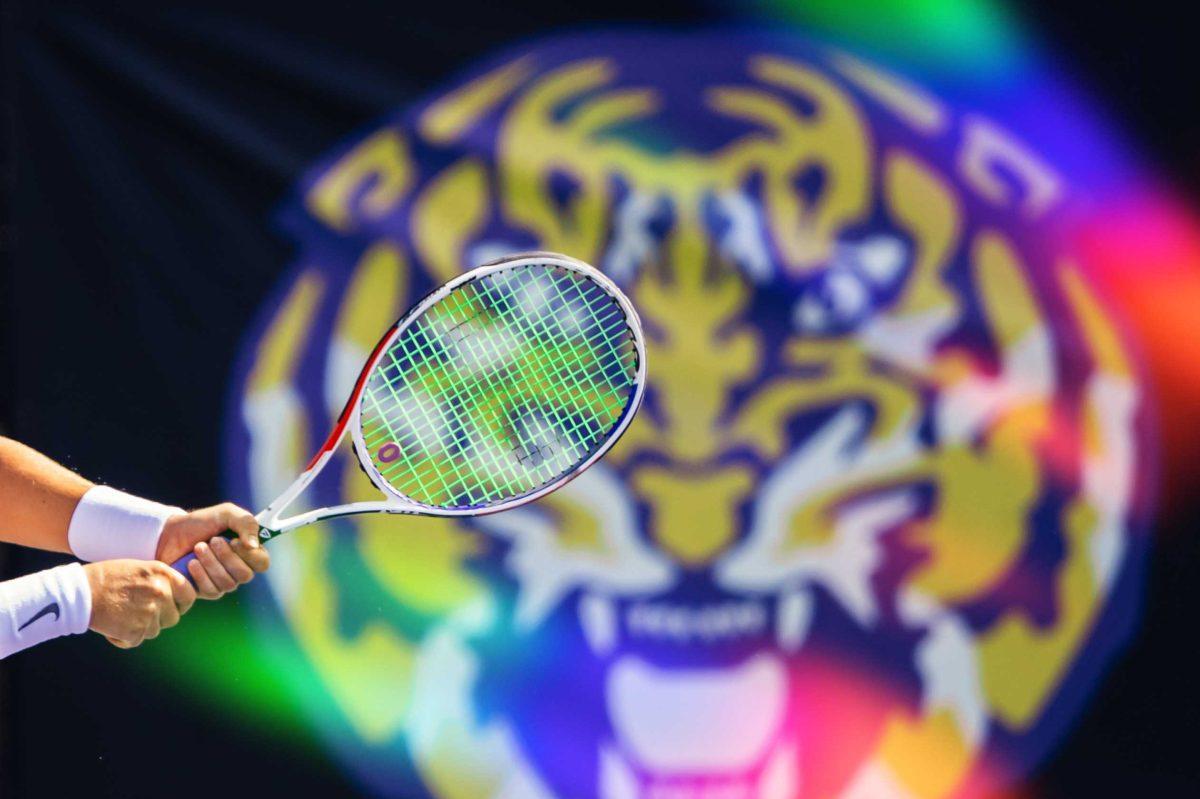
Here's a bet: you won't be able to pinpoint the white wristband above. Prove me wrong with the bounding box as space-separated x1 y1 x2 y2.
0 563 93 659
67 485 184 562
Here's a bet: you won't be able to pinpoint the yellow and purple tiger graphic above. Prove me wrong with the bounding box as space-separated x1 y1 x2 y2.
225 32 1152 799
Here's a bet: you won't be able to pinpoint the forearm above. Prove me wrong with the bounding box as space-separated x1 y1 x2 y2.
0 564 93 659
0 437 183 560
0 437 92 552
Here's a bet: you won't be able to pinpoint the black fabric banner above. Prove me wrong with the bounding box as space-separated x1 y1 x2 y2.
3 3 1200 798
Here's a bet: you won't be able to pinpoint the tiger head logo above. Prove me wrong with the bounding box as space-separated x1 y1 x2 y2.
227 32 1151 798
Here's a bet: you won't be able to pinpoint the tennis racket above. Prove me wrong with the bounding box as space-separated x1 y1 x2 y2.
171 251 646 580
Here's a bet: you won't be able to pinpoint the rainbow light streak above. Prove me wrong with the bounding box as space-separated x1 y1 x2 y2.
1066 192 1200 511
751 0 1030 80
144 599 333 747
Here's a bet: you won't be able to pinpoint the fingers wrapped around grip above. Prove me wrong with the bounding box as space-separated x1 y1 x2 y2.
185 536 266 599
84 560 196 649
159 502 270 599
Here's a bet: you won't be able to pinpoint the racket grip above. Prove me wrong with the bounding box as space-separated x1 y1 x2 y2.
171 551 201 582
169 529 260 584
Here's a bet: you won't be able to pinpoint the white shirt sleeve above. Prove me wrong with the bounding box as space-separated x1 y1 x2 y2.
67 485 184 562
0 563 92 659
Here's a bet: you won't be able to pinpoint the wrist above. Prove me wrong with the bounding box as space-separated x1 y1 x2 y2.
82 563 102 629
154 522 187 562
68 486 184 562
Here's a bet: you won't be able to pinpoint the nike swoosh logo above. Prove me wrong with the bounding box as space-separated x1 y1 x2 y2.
18 602 61 631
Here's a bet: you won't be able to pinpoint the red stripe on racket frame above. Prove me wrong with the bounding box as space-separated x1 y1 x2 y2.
305 323 399 471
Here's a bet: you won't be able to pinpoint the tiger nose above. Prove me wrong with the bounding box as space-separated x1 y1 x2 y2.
632 466 755 565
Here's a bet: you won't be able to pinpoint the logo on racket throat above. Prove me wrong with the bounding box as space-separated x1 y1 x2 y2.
231 31 1152 799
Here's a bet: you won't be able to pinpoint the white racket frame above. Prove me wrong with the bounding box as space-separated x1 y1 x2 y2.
254 252 646 537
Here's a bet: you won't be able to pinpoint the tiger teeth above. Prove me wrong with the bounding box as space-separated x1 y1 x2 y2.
580 593 619 656
775 590 813 653
579 599 773 654
625 601 767 644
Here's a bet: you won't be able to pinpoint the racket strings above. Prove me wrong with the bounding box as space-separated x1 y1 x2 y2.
452 289 624 491
384 302 558 501
359 264 638 508
388 278 627 504
415 272 634 500
366 287 610 489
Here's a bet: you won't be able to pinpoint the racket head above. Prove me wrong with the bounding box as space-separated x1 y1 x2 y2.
346 251 645 515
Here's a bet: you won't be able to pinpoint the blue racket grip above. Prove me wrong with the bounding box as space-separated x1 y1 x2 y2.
169 529 261 584
171 551 202 582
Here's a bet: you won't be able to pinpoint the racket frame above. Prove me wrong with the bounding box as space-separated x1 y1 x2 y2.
255 251 646 536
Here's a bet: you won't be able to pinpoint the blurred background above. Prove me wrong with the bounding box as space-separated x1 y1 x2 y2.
2 1 1199 797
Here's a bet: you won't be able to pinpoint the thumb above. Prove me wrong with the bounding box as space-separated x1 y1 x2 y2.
164 566 197 615
219 503 262 551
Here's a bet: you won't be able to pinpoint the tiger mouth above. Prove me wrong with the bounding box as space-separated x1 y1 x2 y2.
601 653 798 799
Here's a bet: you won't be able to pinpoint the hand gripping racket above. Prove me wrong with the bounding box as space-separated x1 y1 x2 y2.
171 251 646 580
